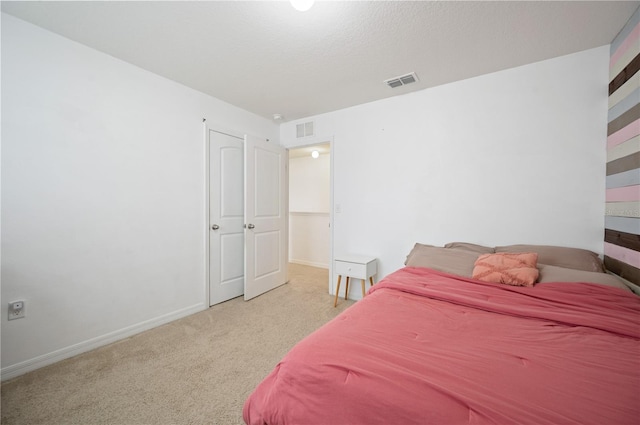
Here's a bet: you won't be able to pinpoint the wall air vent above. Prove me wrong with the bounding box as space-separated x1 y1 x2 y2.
296 121 314 138
384 72 419 88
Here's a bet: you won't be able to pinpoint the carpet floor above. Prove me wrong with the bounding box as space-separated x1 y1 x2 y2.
1 264 354 425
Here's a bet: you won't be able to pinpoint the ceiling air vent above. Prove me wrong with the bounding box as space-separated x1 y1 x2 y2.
384 72 419 88
296 121 314 138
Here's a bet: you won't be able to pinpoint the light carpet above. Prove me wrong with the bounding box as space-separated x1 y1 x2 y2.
1 264 354 425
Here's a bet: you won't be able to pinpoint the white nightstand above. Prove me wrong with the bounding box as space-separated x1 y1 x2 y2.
334 254 377 307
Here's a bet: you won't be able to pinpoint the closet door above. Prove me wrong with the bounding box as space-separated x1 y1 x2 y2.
244 135 288 300
209 130 245 305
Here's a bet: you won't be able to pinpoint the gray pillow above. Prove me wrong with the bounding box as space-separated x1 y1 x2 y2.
444 242 495 254
537 264 630 292
405 244 479 277
495 244 604 273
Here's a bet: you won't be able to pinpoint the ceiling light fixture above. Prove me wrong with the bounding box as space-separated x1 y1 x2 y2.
311 150 319 159
290 0 314 12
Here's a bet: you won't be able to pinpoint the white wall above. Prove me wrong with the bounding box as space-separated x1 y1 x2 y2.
289 154 330 213
289 153 330 268
281 46 609 299
1 14 278 378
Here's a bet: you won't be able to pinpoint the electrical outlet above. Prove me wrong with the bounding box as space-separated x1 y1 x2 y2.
8 300 25 320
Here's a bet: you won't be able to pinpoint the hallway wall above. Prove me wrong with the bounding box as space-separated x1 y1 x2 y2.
289 153 330 268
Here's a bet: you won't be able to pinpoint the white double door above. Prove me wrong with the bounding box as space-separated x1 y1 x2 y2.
209 130 288 305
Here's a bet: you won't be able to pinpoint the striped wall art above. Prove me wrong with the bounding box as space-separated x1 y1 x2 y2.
606 6 640 285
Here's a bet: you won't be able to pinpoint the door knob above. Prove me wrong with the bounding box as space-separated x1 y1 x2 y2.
247 224 255 229
211 224 220 230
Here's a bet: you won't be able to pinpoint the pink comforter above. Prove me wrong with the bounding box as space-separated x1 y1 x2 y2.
243 267 640 425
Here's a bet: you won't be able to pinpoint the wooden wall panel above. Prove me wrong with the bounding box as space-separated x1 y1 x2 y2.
607 6 640 285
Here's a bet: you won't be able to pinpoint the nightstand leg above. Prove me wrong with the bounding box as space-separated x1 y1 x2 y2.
344 277 350 300
369 276 375 287
361 279 366 298
333 275 342 308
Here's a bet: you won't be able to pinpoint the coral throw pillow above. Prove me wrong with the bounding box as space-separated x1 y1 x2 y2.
472 252 539 287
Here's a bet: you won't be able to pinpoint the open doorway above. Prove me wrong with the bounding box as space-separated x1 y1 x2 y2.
288 143 331 271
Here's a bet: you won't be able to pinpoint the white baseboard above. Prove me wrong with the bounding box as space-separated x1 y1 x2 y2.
289 259 329 269
1 303 207 381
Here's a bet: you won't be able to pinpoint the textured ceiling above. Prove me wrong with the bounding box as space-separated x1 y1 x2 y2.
2 1 639 122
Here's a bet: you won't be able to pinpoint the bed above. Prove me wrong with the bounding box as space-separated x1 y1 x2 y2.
243 243 640 425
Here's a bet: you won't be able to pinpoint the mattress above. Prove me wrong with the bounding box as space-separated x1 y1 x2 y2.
243 266 640 425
